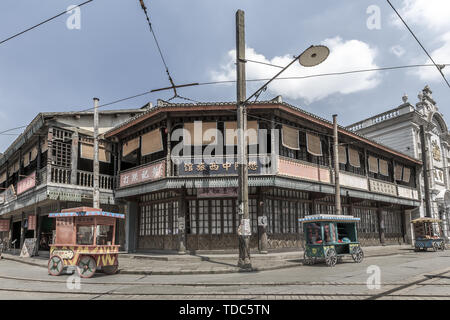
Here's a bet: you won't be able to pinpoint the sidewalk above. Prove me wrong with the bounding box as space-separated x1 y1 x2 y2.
0 244 419 275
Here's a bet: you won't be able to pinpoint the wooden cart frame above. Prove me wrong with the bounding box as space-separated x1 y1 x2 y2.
299 215 364 267
47 207 125 278
411 217 446 252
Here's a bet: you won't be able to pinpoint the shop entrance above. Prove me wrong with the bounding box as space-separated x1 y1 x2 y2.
39 215 55 251
11 221 21 249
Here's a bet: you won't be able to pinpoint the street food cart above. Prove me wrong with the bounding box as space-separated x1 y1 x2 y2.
47 207 124 278
411 217 446 252
299 215 364 267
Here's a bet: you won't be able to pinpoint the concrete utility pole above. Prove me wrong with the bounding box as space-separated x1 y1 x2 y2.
420 125 432 218
236 9 251 269
93 97 100 209
333 115 341 215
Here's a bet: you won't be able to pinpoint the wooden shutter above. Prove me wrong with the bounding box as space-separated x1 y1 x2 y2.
122 137 140 157
338 145 347 164
30 146 38 161
348 148 361 168
306 133 322 156
379 159 389 176
224 121 257 145
394 165 403 181
141 129 164 156
368 156 378 174
403 167 411 183
80 143 94 160
281 125 299 150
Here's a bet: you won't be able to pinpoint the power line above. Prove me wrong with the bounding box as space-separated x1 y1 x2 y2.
198 63 450 86
138 0 197 102
386 0 450 89
2 62 449 137
0 0 93 46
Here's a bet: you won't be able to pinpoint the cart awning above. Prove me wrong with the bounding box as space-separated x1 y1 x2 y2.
299 214 360 223
49 211 125 219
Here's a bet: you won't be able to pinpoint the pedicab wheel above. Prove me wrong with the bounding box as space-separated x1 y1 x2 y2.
432 242 439 252
76 255 97 278
351 246 364 263
325 248 337 267
303 251 315 265
102 264 119 275
48 255 64 276
440 242 446 251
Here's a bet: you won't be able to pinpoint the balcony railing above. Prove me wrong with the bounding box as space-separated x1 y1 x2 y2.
77 170 115 190
46 166 114 190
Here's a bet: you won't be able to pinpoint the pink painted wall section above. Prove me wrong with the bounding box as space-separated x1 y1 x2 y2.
17 172 36 195
120 161 166 188
278 158 330 183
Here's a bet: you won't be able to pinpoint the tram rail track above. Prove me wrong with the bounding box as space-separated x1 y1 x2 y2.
0 274 449 287
0 287 448 300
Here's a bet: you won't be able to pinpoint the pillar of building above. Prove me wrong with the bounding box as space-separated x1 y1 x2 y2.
34 207 42 256
125 200 139 253
70 130 79 185
403 209 412 245
377 207 385 246
20 212 25 249
257 187 268 254
177 187 187 254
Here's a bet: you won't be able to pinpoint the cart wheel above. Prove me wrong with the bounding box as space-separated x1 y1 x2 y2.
325 248 337 267
432 242 439 252
351 246 364 263
102 264 118 275
76 256 97 278
303 251 315 265
48 255 64 276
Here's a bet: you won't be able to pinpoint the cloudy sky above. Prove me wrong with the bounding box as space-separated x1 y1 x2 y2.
0 0 449 151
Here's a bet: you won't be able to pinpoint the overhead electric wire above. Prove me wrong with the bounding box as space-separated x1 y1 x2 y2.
0 0 93 46
2 62 448 138
197 63 450 86
386 0 450 89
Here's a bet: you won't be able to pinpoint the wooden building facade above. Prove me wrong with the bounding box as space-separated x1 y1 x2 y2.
0 109 145 252
105 98 422 253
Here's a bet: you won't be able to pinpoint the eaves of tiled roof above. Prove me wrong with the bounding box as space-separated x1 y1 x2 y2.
105 100 422 165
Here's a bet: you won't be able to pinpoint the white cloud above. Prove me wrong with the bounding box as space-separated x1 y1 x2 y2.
391 0 450 31
415 32 450 82
210 37 381 103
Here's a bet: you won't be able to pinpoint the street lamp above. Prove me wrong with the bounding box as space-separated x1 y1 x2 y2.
245 45 330 103
236 9 329 269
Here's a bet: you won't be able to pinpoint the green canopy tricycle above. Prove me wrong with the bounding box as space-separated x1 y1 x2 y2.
299 215 364 267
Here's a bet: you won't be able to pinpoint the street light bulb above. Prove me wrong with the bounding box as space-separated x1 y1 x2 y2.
298 45 330 67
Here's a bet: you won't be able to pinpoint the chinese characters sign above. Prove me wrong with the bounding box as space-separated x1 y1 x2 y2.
27 214 36 231
197 187 238 198
178 157 265 176
17 172 36 195
0 219 9 232
120 161 166 188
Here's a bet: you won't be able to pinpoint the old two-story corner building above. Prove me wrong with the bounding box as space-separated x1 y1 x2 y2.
0 108 146 253
105 98 422 254
347 86 450 241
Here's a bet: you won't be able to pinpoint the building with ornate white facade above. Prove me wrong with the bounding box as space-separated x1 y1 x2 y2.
347 85 450 241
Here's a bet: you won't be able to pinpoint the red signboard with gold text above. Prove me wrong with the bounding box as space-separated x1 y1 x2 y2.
120 161 165 188
17 172 36 195
27 214 36 231
0 219 10 232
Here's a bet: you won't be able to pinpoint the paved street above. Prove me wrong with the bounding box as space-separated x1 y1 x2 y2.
0 249 449 300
